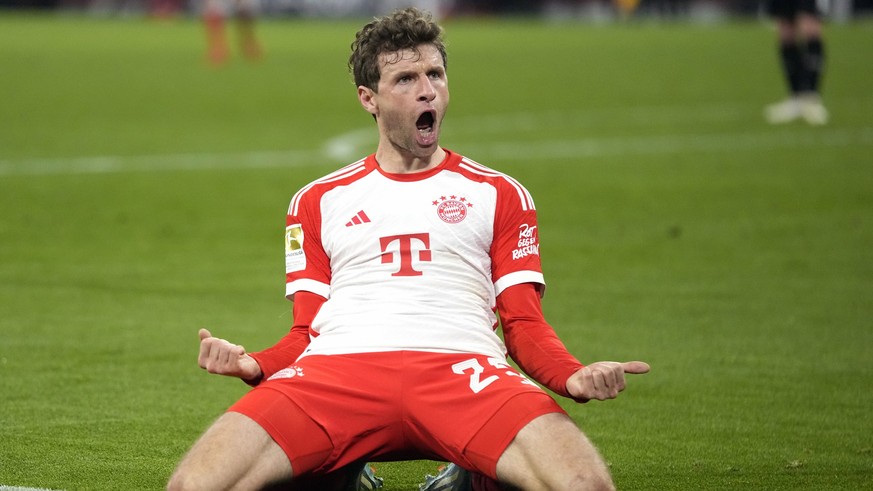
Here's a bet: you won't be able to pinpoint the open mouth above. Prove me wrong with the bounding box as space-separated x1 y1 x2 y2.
416 111 435 134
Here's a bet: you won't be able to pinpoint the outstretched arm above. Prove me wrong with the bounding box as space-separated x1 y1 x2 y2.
197 290 326 385
248 291 326 381
498 283 649 402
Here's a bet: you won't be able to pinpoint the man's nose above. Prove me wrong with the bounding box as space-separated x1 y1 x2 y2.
417 78 436 102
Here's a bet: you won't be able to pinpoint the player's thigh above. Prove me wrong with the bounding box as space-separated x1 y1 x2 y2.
495 412 612 490
168 411 291 491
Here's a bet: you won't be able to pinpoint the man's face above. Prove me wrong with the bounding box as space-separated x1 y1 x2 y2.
360 44 449 160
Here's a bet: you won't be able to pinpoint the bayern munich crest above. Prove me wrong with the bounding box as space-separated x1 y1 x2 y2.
433 195 472 224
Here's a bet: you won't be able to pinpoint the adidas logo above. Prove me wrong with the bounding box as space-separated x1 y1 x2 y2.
345 210 371 227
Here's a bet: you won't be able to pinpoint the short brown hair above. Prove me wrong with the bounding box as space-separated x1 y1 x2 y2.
348 7 447 91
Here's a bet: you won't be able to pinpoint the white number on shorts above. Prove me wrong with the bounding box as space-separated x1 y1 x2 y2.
487 358 539 387
452 358 498 394
452 358 539 394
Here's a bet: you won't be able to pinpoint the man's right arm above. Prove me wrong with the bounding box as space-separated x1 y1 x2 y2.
247 290 326 383
197 291 325 385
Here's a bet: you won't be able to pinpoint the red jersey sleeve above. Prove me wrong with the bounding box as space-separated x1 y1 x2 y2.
249 291 325 383
285 188 332 299
489 176 545 296
498 283 584 398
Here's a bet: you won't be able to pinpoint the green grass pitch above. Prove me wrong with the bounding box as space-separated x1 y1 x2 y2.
1 12 872 490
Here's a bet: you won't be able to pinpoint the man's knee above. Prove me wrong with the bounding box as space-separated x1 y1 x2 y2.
166 449 220 491
166 469 203 491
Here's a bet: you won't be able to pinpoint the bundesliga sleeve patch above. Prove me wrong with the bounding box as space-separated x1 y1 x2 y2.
285 224 306 273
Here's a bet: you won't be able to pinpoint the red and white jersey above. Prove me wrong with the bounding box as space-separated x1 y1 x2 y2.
285 149 544 361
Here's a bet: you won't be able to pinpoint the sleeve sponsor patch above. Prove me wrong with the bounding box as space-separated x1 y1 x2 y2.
285 224 306 273
512 223 539 260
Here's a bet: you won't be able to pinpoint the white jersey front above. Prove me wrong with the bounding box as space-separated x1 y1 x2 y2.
284 150 544 361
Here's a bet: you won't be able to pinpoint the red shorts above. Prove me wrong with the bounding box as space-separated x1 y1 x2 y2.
228 351 565 480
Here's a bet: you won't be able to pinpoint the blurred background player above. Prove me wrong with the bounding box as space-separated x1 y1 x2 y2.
764 0 828 125
612 0 641 19
203 0 262 65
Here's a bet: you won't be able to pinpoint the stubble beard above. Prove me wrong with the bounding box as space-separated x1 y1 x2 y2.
384 114 440 161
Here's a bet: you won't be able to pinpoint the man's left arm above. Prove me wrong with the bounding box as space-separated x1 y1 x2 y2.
498 283 649 402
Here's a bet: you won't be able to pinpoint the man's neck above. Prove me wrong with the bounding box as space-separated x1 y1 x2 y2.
374 146 446 174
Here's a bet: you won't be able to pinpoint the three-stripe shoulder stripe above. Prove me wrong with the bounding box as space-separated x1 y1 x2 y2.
458 157 536 211
288 159 368 216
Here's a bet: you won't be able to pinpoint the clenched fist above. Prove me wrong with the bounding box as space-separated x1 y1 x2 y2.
197 328 262 383
566 360 650 402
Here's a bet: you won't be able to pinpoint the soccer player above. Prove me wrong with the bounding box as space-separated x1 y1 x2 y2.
167 7 649 491
202 0 262 65
764 0 829 125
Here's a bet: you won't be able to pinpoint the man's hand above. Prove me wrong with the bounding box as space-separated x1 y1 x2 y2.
197 328 262 382
566 361 650 402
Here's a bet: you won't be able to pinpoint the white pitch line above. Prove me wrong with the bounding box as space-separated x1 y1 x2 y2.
0 486 65 491
457 126 873 162
0 149 321 177
1 124 871 177
323 125 873 163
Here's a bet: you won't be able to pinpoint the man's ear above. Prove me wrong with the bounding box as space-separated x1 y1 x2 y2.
358 86 378 116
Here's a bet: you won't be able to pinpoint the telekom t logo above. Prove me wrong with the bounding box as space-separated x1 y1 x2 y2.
379 233 431 276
